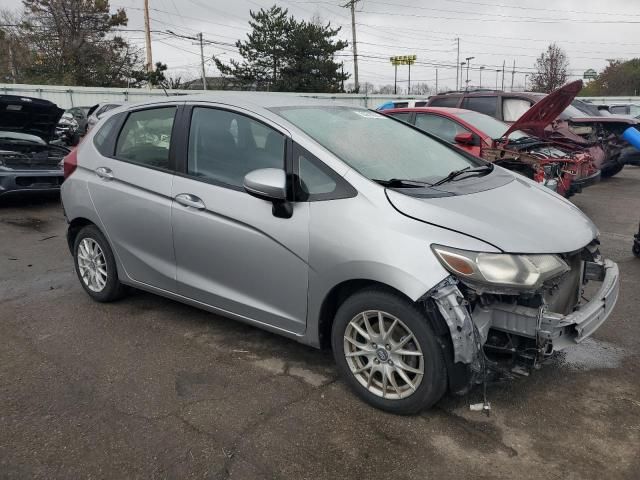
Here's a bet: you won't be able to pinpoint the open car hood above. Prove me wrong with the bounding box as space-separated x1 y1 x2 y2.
503 80 583 139
0 95 64 143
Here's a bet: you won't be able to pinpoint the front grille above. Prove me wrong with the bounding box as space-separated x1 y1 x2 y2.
15 176 63 187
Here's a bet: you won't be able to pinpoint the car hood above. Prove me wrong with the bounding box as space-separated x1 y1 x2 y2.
503 80 583 139
386 174 598 254
0 95 64 143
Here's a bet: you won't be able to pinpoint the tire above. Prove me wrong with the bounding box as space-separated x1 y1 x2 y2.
73 225 125 302
601 161 624 178
331 288 447 414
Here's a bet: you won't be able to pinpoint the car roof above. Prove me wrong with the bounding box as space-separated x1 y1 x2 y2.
125 92 357 111
383 106 471 115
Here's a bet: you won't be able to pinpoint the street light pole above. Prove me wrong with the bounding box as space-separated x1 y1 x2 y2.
479 66 485 88
524 74 529 91
495 69 500 90
460 62 466 90
394 64 397 95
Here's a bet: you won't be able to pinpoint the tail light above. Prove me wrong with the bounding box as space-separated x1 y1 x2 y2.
63 148 78 179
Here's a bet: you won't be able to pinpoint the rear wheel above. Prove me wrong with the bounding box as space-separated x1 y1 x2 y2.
331 288 447 414
73 225 125 302
601 161 624 178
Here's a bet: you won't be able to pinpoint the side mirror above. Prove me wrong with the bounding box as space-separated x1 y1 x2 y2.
454 132 475 146
243 168 286 201
243 168 292 218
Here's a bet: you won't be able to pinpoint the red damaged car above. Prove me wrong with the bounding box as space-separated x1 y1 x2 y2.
383 93 600 197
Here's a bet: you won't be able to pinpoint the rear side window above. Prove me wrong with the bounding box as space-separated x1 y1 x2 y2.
115 107 176 170
429 96 460 108
93 114 121 156
414 114 470 143
393 102 409 108
187 107 285 188
461 96 498 117
388 112 411 122
414 101 427 107
503 98 532 122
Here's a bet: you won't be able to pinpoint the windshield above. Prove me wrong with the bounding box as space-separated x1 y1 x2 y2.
272 106 479 183
455 111 529 140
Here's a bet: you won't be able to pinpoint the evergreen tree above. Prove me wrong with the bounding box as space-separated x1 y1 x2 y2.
214 5 291 90
279 20 349 93
215 5 349 92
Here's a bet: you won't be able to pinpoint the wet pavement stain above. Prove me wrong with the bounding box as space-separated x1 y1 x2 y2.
1 216 48 232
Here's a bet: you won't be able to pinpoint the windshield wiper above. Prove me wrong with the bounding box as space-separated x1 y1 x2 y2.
432 164 494 187
373 178 432 188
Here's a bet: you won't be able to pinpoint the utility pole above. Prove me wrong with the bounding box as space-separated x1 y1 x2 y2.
143 0 153 73
524 74 529 91
495 69 500 90
465 56 474 91
455 37 460 90
343 0 360 93
198 32 207 90
8 44 16 84
479 66 485 89
341 65 345 92
408 62 411 94
501 60 505 91
435 68 438 94
510 60 515 92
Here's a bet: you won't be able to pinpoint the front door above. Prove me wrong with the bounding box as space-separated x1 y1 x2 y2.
87 106 178 291
171 105 309 334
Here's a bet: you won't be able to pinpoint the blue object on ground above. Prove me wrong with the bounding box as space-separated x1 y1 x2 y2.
622 126 640 150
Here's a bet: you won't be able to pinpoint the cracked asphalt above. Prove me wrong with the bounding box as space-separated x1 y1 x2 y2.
1 168 640 479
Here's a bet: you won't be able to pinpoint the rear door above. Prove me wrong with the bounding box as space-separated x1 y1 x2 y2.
87 104 180 291
171 104 310 334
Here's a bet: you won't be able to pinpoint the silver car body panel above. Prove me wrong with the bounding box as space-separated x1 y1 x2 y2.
62 93 619 357
386 175 598 254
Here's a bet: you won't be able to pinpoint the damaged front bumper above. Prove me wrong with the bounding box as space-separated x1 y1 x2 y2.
428 259 620 367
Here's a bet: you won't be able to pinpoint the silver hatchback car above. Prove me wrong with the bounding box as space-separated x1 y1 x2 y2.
61 94 619 414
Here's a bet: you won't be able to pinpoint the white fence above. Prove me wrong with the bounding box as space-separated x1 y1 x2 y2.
0 83 421 109
1 83 638 110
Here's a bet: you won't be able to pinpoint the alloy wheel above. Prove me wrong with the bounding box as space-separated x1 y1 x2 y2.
343 310 424 400
77 238 108 292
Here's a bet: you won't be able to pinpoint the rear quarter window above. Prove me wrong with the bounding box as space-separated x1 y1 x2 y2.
93 114 121 156
428 96 461 108
461 96 498 117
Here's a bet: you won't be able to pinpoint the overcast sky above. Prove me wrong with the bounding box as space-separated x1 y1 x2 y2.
3 0 639 92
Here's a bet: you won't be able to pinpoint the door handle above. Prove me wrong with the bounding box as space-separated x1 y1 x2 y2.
175 193 205 210
95 167 114 180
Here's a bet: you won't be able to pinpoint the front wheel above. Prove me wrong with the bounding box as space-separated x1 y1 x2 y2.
331 288 447 414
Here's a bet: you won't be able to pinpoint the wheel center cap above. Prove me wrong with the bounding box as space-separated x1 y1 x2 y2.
376 348 389 362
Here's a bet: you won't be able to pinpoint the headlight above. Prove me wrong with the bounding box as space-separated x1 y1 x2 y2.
432 245 569 290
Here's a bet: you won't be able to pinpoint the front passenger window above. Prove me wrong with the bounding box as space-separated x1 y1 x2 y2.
115 107 176 169
188 107 285 188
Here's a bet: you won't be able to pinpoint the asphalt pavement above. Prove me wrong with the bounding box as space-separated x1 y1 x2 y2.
1 168 639 479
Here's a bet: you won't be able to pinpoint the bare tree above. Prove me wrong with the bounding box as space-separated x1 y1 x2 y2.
530 43 569 93
376 84 395 94
411 82 431 95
